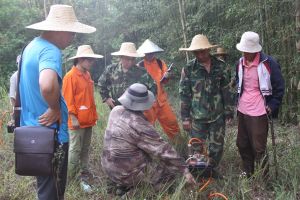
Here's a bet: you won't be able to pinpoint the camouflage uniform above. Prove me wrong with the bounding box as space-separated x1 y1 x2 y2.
98 62 156 105
179 56 234 166
101 105 187 188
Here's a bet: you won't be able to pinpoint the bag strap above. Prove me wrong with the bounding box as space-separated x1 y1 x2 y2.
14 44 28 127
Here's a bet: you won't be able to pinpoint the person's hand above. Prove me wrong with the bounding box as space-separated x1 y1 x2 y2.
182 120 191 131
105 98 115 108
39 107 61 126
184 171 197 185
70 114 80 129
266 106 272 115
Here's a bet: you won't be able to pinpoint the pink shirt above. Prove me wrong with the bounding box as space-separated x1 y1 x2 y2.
238 53 267 116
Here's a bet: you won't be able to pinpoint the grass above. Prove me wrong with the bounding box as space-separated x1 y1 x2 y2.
0 84 300 200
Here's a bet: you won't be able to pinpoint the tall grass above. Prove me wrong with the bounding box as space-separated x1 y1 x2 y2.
0 84 299 200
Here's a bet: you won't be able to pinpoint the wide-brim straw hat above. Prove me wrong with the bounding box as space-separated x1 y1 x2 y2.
111 42 144 57
26 4 96 33
236 31 262 53
69 45 103 60
179 34 218 51
137 39 164 54
118 83 155 111
213 47 228 56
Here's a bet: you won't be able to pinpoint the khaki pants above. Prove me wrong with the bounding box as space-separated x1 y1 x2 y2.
237 112 269 177
68 127 92 179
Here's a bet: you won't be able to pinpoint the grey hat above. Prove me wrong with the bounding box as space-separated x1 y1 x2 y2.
118 83 155 111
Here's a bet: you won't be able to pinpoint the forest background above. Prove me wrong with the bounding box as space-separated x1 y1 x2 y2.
0 0 300 124
0 0 300 199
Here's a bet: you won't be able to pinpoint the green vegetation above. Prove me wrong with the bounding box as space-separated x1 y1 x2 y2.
0 0 300 199
0 85 300 199
0 0 299 123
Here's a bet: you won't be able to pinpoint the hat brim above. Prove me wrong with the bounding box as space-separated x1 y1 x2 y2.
118 90 155 111
213 52 228 56
137 49 164 54
68 54 103 60
26 21 96 33
111 51 144 57
179 45 218 51
236 43 262 53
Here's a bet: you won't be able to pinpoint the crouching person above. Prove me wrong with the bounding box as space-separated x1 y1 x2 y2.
101 83 196 196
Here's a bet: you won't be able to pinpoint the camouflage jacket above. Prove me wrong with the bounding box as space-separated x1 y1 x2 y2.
98 62 156 105
179 56 234 123
101 106 187 185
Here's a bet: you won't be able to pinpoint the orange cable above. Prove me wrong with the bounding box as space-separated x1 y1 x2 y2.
208 192 228 200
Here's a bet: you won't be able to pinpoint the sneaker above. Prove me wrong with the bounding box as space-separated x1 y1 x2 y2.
80 181 93 194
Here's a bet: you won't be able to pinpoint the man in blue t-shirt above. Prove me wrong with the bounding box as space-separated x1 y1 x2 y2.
20 4 96 200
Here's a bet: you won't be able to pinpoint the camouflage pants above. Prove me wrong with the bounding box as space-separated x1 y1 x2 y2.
106 161 178 191
190 116 225 167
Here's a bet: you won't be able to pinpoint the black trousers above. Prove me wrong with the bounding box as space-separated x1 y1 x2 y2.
237 112 269 176
37 143 69 200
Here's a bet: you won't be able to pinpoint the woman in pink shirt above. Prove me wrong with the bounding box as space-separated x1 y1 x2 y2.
235 32 284 178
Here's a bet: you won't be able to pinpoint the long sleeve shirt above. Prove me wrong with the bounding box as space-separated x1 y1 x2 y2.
62 66 98 129
101 106 186 185
179 56 234 123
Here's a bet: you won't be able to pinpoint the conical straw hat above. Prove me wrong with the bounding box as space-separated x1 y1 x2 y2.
179 34 218 51
68 45 103 60
137 39 164 54
111 42 144 57
26 4 96 33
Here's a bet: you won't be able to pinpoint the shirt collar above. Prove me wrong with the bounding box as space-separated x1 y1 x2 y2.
242 52 260 68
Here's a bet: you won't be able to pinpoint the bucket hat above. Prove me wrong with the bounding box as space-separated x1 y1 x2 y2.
26 4 96 33
179 34 218 51
137 39 164 54
213 47 228 56
118 83 155 111
69 45 103 60
236 31 262 53
111 42 144 57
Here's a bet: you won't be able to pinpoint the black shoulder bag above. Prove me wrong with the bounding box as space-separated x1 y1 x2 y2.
13 46 57 176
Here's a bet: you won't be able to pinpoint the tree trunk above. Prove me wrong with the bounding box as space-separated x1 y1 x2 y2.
178 0 189 62
296 0 300 52
43 0 48 19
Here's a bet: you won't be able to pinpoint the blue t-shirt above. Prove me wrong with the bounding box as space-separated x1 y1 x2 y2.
20 37 69 143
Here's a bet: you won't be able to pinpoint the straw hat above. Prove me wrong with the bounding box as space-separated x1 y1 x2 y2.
69 45 103 60
26 4 96 33
137 39 164 54
236 31 262 53
213 47 228 56
111 42 144 57
118 83 155 111
179 34 218 51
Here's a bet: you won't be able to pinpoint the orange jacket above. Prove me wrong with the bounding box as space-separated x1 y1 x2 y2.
143 58 168 106
62 66 98 129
